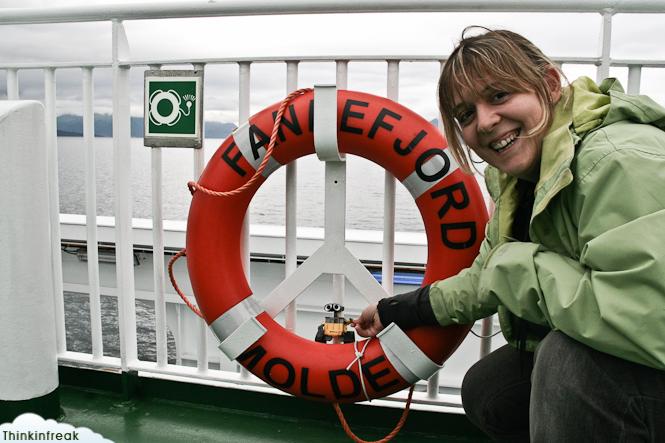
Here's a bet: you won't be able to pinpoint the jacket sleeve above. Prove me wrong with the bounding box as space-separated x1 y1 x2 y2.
477 146 665 369
428 228 501 326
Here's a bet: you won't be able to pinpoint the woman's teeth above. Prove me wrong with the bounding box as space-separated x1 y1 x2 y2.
490 130 520 152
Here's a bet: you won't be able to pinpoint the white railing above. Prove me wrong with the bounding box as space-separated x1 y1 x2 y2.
2 1 665 413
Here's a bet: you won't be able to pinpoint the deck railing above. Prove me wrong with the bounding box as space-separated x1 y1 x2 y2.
2 0 665 413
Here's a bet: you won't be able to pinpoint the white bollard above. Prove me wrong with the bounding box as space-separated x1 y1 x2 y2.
0 101 60 421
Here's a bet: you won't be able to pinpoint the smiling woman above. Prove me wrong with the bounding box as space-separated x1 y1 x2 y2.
354 26 665 442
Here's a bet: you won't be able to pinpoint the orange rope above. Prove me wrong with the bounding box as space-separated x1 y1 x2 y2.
188 87 313 197
333 386 415 443
167 249 203 318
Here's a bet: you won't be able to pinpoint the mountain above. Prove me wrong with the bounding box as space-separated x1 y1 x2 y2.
56 114 237 139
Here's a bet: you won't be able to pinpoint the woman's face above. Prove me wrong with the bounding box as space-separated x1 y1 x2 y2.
453 83 556 182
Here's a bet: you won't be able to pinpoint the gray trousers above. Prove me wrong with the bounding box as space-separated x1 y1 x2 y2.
461 331 665 442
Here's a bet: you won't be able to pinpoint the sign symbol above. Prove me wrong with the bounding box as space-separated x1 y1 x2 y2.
149 89 196 126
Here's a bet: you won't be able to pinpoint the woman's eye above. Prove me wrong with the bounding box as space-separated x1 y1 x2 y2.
491 91 509 102
456 109 474 126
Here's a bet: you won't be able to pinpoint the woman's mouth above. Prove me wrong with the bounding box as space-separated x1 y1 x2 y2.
489 129 520 153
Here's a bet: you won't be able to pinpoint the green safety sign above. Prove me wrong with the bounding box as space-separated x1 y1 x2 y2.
144 70 203 148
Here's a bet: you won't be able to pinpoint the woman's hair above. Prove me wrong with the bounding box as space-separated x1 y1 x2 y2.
438 27 565 174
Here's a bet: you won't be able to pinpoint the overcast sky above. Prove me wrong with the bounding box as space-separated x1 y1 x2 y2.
1 1 664 124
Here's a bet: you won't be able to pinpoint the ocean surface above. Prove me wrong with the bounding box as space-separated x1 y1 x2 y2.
57 136 440 232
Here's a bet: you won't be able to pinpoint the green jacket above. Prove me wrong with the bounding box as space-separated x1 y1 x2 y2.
429 77 665 369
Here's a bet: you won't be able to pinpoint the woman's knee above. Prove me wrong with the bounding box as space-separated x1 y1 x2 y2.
461 345 532 441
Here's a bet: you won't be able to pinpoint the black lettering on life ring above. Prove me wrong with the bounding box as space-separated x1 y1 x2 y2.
394 129 427 156
221 141 247 177
430 182 470 219
361 356 399 393
415 148 450 182
263 357 296 389
368 108 401 139
237 345 267 370
340 99 369 135
329 369 361 400
308 99 314 132
300 367 325 398
271 104 302 142
249 124 271 161
440 222 477 250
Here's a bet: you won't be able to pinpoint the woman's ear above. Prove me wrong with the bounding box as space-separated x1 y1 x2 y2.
545 66 562 103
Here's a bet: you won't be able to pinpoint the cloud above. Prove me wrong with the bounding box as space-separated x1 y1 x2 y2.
0 413 113 443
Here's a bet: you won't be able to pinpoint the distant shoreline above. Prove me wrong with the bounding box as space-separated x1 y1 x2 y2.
57 113 237 139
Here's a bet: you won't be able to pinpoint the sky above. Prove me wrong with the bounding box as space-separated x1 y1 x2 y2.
1 0 664 125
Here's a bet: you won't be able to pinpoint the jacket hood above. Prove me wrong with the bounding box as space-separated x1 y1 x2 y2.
485 77 665 223
594 77 665 131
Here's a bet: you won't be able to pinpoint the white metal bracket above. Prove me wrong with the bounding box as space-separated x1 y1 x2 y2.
261 85 389 318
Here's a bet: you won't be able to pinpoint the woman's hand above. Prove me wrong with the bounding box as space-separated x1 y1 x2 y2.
351 303 384 337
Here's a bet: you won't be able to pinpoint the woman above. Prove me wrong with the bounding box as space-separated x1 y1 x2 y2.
352 28 665 442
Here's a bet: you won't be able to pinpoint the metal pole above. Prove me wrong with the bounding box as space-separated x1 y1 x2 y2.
284 60 299 332
6 69 18 100
192 62 209 373
332 60 349 324
112 19 138 369
382 60 399 296
597 9 613 82
479 316 493 358
44 67 67 355
238 61 251 377
83 67 103 359
627 65 642 94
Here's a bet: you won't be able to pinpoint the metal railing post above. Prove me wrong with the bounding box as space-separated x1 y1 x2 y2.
83 66 103 359
285 60 299 332
7 68 18 100
382 60 399 296
112 19 138 369
597 9 613 82
627 65 642 94
238 61 251 377
44 67 67 355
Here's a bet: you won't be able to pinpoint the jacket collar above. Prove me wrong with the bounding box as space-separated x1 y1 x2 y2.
485 76 613 238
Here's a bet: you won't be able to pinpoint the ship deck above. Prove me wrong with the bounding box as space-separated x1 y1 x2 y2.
58 366 489 443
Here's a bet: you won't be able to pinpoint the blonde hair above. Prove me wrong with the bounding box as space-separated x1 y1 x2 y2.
438 27 565 174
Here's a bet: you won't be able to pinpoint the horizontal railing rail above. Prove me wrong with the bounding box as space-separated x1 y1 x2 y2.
0 0 664 25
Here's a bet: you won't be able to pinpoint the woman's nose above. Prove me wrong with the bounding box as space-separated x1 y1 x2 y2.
476 103 499 133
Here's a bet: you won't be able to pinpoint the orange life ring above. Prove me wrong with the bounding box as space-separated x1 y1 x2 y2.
186 89 488 403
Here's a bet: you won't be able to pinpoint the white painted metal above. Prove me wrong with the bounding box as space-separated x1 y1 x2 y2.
314 85 344 161
479 317 493 358
44 67 67 355
112 20 138 369
83 67 103 360
627 66 642 94
148 61 167 368
6 68 18 100
3 56 665 71
382 60 399 296
427 372 440 399
239 62 251 279
151 147 168 367
597 10 613 82
189 62 209 373
238 61 251 378
336 60 348 90
285 61 299 332
0 101 59 401
1 0 664 25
